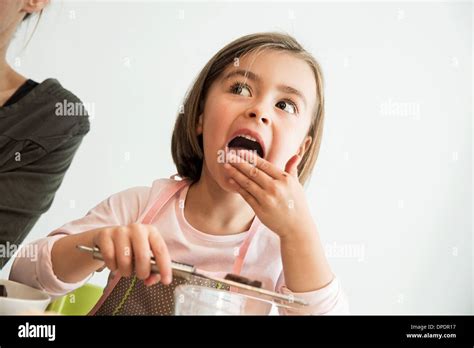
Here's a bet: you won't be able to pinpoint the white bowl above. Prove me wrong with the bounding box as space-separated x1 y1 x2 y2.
174 285 285 315
0 279 51 315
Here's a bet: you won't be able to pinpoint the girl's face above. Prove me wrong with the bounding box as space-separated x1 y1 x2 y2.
198 49 317 191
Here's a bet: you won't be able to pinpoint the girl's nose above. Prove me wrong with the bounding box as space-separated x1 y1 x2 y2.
249 111 270 124
247 108 271 125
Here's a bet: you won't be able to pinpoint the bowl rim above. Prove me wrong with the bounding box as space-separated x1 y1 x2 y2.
173 284 295 312
0 279 51 303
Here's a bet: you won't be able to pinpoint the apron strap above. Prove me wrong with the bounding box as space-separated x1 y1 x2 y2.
232 226 258 275
141 178 190 224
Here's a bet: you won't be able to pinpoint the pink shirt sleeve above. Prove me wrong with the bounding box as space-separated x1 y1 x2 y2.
9 235 92 299
9 186 151 298
275 273 350 315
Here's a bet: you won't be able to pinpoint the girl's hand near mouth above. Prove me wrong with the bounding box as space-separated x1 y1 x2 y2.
223 149 334 292
223 149 314 241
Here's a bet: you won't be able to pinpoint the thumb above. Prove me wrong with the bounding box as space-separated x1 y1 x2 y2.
285 154 301 177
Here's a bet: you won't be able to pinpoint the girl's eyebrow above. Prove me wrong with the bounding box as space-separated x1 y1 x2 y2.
224 69 307 109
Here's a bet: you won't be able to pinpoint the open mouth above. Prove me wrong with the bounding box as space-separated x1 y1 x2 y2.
227 135 265 158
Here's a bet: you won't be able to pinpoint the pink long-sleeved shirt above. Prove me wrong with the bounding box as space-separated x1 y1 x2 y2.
10 178 350 315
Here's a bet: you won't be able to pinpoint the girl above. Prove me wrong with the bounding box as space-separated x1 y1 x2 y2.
0 0 90 268
10 32 349 315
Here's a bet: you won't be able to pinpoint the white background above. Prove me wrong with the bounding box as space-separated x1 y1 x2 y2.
1 0 472 314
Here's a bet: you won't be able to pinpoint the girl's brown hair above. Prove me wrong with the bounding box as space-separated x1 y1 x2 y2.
171 32 325 185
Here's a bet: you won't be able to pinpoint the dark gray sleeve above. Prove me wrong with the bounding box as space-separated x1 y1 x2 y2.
0 133 86 269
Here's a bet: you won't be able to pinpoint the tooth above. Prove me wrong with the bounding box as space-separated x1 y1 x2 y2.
241 134 256 142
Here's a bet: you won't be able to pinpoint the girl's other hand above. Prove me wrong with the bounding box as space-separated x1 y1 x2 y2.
91 224 172 286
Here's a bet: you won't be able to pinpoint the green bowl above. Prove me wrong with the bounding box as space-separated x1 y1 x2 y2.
47 284 103 315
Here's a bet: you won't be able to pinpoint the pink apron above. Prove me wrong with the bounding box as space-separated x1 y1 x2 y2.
88 178 260 315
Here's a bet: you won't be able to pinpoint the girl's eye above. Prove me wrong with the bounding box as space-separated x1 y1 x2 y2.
276 100 298 115
230 83 252 97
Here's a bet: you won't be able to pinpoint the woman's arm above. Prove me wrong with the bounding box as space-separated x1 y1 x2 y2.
0 134 88 269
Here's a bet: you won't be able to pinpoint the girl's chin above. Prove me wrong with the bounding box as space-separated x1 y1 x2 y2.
221 181 238 194
218 174 240 194
203 163 240 193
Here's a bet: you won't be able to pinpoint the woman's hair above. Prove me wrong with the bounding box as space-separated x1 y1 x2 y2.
20 10 44 51
23 9 44 21
171 32 325 185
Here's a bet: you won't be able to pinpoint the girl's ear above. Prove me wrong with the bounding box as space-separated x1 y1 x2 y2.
297 136 312 158
196 113 203 135
22 0 49 14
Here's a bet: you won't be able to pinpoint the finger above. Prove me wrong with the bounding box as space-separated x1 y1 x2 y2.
130 225 152 280
148 229 172 285
225 151 267 189
229 178 260 213
284 154 301 177
115 227 133 277
144 273 161 287
96 231 117 272
230 149 285 181
224 160 264 204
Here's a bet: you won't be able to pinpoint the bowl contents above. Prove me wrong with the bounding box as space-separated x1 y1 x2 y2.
0 285 7 297
174 285 279 315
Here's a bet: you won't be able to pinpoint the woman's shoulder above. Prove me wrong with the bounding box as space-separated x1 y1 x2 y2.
37 78 82 101
0 78 90 147
37 78 91 130
35 78 89 124
9 78 89 115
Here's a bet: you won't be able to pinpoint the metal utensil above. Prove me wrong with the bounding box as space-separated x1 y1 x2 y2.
76 245 307 306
